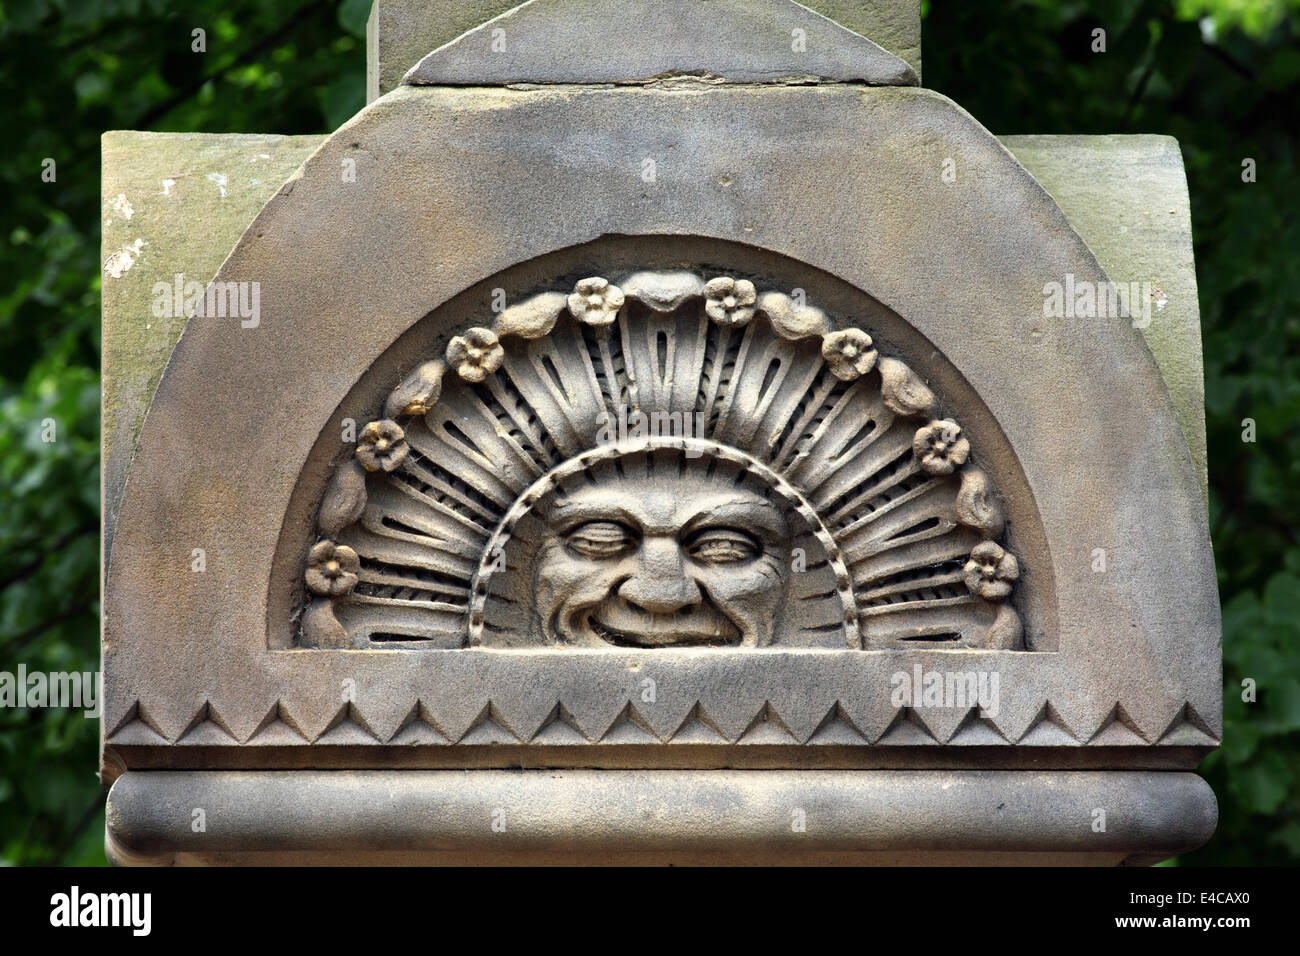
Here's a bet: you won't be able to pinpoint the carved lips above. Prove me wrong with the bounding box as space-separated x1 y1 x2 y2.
588 594 742 647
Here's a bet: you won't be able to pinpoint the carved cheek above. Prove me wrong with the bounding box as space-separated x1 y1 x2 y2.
535 541 626 639
695 552 788 642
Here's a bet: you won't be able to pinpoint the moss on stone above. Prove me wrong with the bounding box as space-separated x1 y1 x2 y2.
101 131 324 545
1007 134 1208 501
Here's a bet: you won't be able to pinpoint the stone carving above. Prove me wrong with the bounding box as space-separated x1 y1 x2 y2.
355 420 408 472
447 328 505 382
534 457 791 647
703 277 758 327
299 270 1025 651
963 541 1019 600
821 328 879 381
567 277 625 326
305 541 360 597
913 420 970 476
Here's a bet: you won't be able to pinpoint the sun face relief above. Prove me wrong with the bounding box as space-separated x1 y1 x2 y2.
300 269 1029 651
535 471 793 647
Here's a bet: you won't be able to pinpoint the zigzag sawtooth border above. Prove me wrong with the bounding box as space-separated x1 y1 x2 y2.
105 697 1219 747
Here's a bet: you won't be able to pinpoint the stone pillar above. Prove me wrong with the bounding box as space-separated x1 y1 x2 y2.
102 0 1218 865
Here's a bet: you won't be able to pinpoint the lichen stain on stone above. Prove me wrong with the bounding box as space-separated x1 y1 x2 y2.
108 193 134 222
103 238 145 279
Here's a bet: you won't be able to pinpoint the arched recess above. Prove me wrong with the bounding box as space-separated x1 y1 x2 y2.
273 239 1051 653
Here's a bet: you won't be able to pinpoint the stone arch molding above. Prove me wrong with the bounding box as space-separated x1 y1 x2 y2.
301 270 1025 652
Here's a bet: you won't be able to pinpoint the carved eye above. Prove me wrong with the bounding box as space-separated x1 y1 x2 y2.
685 528 760 565
565 521 637 559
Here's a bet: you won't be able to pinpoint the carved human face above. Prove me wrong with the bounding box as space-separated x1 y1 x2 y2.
534 471 792 647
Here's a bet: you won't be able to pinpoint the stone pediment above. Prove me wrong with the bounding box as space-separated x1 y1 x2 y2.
102 85 1219 758
402 0 919 86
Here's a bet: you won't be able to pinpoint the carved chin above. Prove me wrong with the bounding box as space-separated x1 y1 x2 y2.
557 597 743 648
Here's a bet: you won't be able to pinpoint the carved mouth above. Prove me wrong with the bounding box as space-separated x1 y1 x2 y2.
586 598 741 648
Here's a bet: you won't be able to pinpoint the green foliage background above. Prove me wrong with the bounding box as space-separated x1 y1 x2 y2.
0 0 1295 865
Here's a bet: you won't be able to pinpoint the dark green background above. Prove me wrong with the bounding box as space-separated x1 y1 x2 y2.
1 0 1296 865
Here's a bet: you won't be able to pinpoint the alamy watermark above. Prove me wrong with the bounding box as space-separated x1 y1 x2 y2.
152 272 260 328
50 886 150 936
890 664 1000 718
594 403 708 457
0 665 100 717
1042 273 1161 329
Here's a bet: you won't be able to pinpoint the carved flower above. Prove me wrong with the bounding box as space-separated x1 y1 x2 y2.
567 277 625 326
963 541 1019 601
356 418 408 472
821 328 878 380
306 541 360 597
912 419 971 475
446 327 504 383
704 277 757 326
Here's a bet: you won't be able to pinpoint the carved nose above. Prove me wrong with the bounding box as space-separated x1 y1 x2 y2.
619 538 702 614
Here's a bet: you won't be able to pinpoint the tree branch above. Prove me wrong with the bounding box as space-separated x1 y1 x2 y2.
53 787 109 866
0 522 97 591
0 593 97 656
132 1 324 130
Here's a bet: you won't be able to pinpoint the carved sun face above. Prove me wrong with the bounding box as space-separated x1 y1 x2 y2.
534 471 792 647
307 270 1024 651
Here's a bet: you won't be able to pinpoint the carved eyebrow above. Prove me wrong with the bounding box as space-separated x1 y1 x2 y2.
548 501 644 531
682 498 787 538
